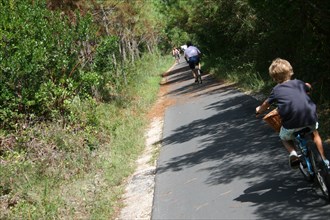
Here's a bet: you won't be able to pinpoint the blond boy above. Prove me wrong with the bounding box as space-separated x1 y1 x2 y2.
256 58 329 168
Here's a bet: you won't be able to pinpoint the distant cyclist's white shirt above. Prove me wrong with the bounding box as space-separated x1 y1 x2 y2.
184 46 200 58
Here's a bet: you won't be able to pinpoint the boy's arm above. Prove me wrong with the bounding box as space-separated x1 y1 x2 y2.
197 48 201 57
184 52 188 62
256 100 271 116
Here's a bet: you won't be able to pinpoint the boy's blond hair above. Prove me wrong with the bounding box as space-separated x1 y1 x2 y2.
269 58 294 83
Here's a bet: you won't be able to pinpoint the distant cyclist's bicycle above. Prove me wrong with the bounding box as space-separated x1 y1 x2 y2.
262 109 330 201
196 68 202 84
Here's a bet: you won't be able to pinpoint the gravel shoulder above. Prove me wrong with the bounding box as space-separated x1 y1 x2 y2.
116 65 174 220
116 118 163 219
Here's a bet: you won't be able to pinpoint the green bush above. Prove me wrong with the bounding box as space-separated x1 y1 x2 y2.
0 0 95 127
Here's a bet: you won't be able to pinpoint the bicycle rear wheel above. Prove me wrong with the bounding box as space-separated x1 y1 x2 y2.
309 140 330 201
197 69 202 84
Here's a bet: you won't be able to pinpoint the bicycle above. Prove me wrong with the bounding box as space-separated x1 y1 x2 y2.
262 109 330 201
185 54 202 84
185 60 202 84
196 68 202 84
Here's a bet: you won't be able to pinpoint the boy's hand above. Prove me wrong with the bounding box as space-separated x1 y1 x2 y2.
255 106 261 117
255 100 270 117
305 82 312 95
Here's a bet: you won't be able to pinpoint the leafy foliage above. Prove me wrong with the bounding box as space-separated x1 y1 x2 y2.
159 0 330 104
1 1 172 218
0 0 95 128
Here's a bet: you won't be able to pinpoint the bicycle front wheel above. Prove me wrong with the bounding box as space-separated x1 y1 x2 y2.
298 157 314 182
295 140 314 182
309 140 330 201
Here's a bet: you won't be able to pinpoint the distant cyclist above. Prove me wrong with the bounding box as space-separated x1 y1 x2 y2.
172 47 180 64
184 41 201 83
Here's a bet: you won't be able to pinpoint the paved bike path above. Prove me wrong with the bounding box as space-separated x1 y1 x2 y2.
152 60 330 219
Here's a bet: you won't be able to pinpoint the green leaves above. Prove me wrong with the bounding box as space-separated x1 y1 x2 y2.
94 36 119 73
161 0 330 103
0 0 96 128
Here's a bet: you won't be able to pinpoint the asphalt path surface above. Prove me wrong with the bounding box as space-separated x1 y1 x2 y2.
152 59 330 219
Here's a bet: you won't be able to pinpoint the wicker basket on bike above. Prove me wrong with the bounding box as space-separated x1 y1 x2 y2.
262 108 282 133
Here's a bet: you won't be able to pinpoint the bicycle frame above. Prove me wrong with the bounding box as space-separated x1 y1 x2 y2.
295 132 314 179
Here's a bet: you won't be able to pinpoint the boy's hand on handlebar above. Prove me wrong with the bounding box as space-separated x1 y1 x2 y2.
255 101 271 117
305 82 312 95
255 106 261 117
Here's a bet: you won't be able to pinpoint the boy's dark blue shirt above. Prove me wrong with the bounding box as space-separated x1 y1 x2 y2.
267 79 317 129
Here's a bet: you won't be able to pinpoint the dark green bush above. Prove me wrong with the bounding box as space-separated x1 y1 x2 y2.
0 0 96 128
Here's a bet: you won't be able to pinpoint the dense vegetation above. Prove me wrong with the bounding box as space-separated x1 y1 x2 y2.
162 0 330 101
160 0 330 138
1 0 329 219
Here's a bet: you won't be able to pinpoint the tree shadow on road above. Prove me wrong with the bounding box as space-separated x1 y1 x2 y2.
156 91 280 179
161 62 227 96
162 65 191 78
166 72 228 97
161 69 192 86
234 178 330 219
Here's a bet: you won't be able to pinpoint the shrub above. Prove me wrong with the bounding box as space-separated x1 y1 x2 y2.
0 0 95 128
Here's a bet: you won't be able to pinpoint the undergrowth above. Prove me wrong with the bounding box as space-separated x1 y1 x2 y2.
0 54 174 219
